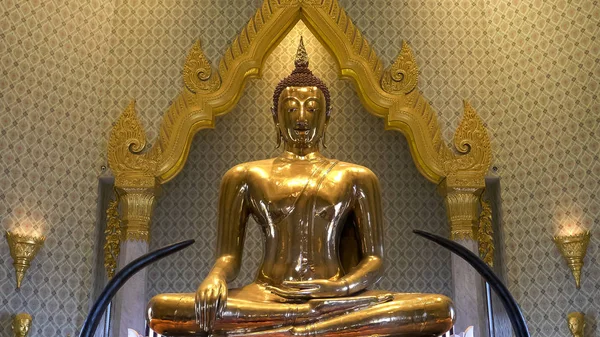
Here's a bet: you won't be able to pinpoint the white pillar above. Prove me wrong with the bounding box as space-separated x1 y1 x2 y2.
438 182 489 337
112 240 149 337
110 182 159 337
451 239 488 337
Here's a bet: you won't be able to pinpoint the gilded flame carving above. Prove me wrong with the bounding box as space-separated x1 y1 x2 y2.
381 41 418 94
442 101 492 184
104 198 122 279
478 198 494 267
107 100 160 179
183 40 221 94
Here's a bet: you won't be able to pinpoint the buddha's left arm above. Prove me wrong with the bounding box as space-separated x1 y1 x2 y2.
268 167 385 299
341 167 385 294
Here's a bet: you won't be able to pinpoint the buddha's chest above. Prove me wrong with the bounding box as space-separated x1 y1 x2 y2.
248 165 353 224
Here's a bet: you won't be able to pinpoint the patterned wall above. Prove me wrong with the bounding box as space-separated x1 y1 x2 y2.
148 22 453 298
0 0 597 336
0 1 115 336
484 0 599 335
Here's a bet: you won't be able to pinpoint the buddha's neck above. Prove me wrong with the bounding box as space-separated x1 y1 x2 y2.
282 143 323 160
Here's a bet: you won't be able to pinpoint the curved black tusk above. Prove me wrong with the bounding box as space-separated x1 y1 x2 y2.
413 230 530 337
79 239 195 337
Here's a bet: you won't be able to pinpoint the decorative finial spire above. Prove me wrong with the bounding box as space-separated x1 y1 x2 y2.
294 36 309 68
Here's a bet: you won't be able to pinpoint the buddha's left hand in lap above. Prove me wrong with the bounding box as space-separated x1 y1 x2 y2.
266 279 349 299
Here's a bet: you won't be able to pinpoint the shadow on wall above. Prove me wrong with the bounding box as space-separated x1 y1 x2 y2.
1 313 12 336
586 314 597 337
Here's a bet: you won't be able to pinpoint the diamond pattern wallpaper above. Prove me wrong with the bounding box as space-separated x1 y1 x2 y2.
0 1 115 336
0 0 598 337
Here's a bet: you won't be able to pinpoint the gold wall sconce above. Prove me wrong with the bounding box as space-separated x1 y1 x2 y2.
553 230 591 289
12 312 32 337
567 312 585 337
5 231 45 289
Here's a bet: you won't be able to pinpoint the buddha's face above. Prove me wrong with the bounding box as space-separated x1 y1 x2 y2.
276 86 328 148
567 313 584 337
12 314 32 337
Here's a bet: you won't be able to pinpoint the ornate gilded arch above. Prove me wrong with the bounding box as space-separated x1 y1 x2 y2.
107 0 492 241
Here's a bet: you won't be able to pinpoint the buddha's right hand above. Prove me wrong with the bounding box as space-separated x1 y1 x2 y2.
195 274 227 332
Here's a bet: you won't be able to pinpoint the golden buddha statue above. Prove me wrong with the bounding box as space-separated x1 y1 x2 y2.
148 38 454 336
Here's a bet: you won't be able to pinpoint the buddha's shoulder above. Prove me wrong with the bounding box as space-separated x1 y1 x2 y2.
333 161 378 180
223 159 276 178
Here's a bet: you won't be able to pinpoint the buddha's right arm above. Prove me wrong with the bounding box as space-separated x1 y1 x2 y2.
211 165 250 282
196 166 250 330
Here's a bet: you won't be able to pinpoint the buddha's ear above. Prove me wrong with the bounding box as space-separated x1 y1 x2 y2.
271 107 278 124
325 107 331 125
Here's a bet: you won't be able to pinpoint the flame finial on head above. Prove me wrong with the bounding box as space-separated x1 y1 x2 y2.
295 36 309 68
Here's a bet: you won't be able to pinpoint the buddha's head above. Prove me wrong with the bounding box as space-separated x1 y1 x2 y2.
272 37 331 149
12 313 32 337
567 312 585 337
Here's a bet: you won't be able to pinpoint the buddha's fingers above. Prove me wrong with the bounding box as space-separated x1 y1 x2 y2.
217 283 228 318
206 288 217 332
194 292 204 328
266 285 319 299
199 290 207 331
198 288 212 332
308 293 393 314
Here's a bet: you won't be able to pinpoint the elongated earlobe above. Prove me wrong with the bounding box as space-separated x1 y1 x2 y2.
275 124 282 149
272 107 282 149
322 109 331 149
321 125 328 149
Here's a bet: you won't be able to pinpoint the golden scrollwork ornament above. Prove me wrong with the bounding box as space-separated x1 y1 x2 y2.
107 100 160 179
443 100 492 181
183 40 221 94
478 198 494 267
104 197 122 279
381 41 418 94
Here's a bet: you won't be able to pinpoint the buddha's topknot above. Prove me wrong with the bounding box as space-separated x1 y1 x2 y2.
272 37 331 116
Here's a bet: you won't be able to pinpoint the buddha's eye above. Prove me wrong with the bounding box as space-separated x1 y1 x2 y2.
285 101 298 113
306 101 319 113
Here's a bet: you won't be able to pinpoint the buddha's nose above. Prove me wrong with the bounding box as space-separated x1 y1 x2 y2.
295 120 309 129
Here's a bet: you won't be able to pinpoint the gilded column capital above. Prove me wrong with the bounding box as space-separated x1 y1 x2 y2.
114 179 160 243
438 179 484 241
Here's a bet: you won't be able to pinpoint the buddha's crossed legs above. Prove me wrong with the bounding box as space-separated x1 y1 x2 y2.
148 283 454 337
